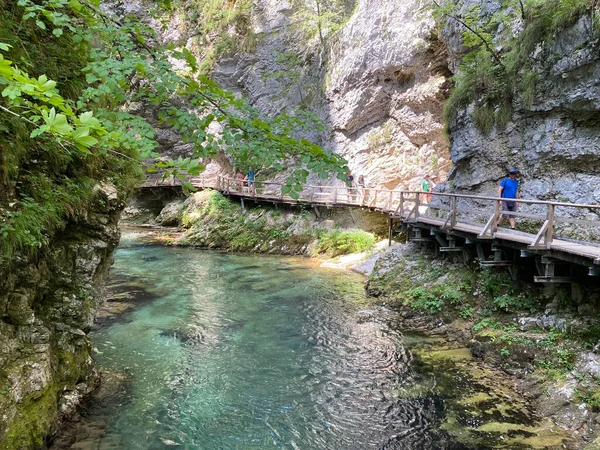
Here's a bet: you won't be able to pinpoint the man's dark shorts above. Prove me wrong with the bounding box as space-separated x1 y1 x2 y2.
502 201 517 219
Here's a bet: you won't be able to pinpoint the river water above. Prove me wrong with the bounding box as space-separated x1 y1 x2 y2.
51 231 570 450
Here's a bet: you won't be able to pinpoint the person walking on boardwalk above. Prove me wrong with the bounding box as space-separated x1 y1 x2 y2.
497 168 520 230
357 175 366 203
245 167 255 192
236 170 244 191
420 175 431 204
346 171 355 202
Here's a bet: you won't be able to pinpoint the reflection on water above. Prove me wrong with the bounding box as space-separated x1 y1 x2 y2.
51 231 568 450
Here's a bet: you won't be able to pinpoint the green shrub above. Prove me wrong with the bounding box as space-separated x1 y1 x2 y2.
438 285 463 304
406 287 444 313
314 229 376 257
494 292 540 313
436 0 596 132
473 318 502 333
458 305 475 319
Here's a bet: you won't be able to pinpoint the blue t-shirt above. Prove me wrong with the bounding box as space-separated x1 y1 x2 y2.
500 177 519 199
247 171 255 181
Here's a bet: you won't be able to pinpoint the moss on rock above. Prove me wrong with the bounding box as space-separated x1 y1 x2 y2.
1 382 59 450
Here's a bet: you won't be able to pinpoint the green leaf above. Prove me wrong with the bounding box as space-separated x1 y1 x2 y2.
35 20 46 30
30 127 46 138
182 181 197 195
74 135 98 148
69 0 83 12
0 42 12 51
52 28 64 38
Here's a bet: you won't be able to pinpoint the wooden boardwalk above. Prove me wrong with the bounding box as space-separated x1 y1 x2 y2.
141 175 600 281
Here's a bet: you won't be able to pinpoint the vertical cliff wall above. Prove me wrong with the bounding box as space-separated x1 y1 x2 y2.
440 4 600 204
214 0 452 188
0 186 124 449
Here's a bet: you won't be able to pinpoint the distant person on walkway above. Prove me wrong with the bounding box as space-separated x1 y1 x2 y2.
346 171 355 202
497 168 520 230
420 175 431 204
245 167 255 191
236 171 244 191
357 175 366 203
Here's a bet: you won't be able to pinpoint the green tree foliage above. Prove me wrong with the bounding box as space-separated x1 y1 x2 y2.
0 0 348 260
433 0 598 132
291 0 357 45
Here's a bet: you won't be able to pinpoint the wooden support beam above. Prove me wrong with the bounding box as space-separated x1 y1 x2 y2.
478 202 500 239
480 261 514 267
439 236 464 252
440 247 465 253
534 276 574 284
588 266 600 276
529 220 550 249
434 233 448 247
476 243 486 262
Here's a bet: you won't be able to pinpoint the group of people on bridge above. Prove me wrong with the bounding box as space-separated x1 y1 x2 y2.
230 166 521 230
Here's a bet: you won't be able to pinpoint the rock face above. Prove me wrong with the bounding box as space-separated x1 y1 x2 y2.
137 0 452 189
323 0 451 189
0 186 125 449
218 0 451 189
442 14 600 206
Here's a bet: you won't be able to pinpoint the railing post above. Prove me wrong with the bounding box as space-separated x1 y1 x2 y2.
546 204 555 246
414 193 420 219
371 190 378 208
450 196 457 228
309 187 315 202
387 191 393 211
332 188 337 204
397 192 404 216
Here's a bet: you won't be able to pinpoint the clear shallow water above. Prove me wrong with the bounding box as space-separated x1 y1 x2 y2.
56 232 568 450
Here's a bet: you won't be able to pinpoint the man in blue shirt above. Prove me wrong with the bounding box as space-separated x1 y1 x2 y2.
497 168 520 230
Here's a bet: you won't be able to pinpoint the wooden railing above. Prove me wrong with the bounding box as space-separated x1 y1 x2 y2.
176 174 600 253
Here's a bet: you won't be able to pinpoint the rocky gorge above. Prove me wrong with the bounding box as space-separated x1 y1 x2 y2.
2 0 600 448
0 185 126 450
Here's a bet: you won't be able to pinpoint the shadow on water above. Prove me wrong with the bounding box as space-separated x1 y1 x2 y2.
49 231 571 450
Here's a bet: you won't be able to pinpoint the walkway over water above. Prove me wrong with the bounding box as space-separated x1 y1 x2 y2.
141 175 600 282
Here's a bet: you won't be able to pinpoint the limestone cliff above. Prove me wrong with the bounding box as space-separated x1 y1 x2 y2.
0 187 125 449
440 4 600 205
134 0 452 189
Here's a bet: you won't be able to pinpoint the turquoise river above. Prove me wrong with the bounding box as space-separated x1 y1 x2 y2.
49 231 571 450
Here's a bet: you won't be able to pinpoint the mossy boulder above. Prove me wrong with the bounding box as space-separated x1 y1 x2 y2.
174 190 377 256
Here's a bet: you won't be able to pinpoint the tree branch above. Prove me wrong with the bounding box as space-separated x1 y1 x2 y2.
431 0 504 66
